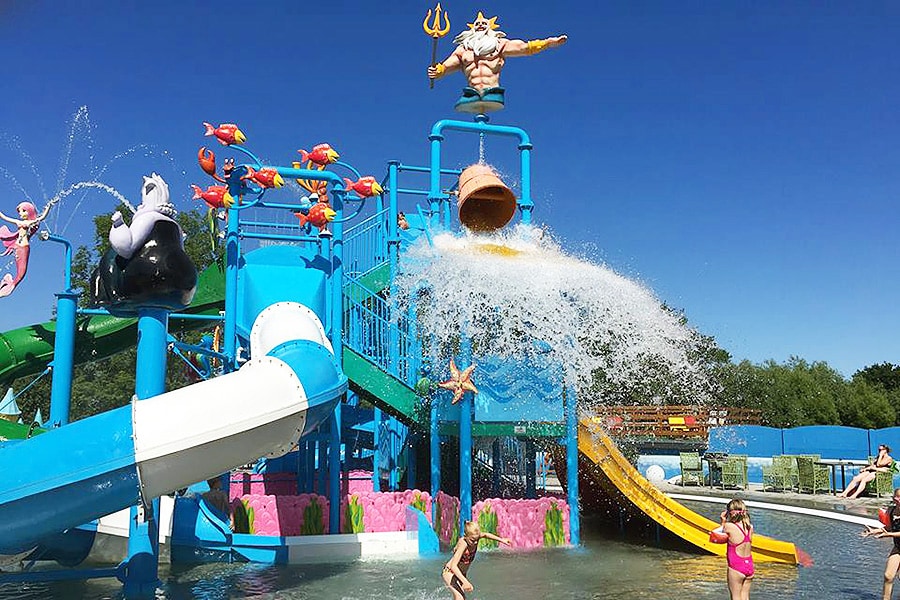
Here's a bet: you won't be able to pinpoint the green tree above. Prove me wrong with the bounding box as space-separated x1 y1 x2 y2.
14 208 220 424
836 379 895 429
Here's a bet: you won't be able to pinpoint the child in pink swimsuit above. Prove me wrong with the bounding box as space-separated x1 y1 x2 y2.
442 521 511 600
712 499 754 600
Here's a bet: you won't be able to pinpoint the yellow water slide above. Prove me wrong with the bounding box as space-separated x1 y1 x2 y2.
578 417 799 565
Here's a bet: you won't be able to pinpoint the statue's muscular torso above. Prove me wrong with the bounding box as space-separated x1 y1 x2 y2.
454 40 507 91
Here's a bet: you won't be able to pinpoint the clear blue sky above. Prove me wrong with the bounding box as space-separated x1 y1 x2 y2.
1 1 897 378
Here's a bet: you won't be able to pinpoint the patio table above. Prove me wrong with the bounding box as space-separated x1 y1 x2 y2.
815 458 870 494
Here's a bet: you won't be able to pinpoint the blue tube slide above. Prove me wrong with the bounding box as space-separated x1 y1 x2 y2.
0 302 347 555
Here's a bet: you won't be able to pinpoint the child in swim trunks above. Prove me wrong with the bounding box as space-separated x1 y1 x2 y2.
862 487 900 600
442 520 511 599
711 498 754 600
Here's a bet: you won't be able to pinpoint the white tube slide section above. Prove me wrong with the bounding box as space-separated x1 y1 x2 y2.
250 302 333 357
133 355 308 500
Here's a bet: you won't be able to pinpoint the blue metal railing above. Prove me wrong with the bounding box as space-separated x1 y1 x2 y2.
343 208 390 278
341 274 422 387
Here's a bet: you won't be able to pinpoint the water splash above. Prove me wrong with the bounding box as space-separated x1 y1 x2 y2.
55 105 95 194
0 133 45 201
0 166 33 203
393 225 711 399
46 182 136 219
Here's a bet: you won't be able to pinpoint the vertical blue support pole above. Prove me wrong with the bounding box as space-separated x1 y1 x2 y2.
297 441 307 495
459 340 473 532
223 205 239 372
329 186 344 533
45 234 77 428
48 291 78 427
388 416 399 491
428 132 444 228
373 407 382 492
525 439 536 499
491 438 501 497
388 160 400 274
316 439 328 495
565 386 580 546
407 432 417 490
329 406 341 533
430 401 441 522
518 144 534 225
124 308 168 597
305 441 316 493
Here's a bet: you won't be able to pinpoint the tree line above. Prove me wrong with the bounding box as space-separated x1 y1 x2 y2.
8 217 898 432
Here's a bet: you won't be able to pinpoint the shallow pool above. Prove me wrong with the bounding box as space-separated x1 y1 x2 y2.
1 502 889 599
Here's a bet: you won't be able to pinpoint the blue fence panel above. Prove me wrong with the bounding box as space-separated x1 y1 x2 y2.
783 426 868 459
707 425 783 456
871 427 900 459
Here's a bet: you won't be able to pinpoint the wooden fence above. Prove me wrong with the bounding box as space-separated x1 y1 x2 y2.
590 405 763 439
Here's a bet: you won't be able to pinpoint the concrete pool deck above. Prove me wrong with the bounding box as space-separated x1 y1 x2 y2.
654 480 886 525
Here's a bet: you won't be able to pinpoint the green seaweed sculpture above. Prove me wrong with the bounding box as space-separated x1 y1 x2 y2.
543 500 565 547
301 498 325 535
477 503 499 549
410 491 428 514
345 494 366 533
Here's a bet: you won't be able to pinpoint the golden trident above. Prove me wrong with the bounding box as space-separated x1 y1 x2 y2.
423 2 451 89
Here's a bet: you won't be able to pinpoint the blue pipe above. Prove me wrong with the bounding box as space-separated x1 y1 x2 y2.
223 203 240 372
427 133 443 228
459 340 473 533
430 400 440 523
124 308 168 597
373 407 382 492
428 118 534 223
565 387 580 546
43 234 77 428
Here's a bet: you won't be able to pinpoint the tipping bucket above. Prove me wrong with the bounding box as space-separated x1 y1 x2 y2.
457 164 517 233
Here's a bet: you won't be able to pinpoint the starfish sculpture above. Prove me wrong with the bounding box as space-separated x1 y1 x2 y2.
438 359 478 404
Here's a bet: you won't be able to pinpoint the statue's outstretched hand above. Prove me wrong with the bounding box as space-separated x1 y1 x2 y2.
427 65 439 79
552 35 568 47
111 211 125 227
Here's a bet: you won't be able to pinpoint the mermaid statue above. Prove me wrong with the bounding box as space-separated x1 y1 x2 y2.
0 200 54 298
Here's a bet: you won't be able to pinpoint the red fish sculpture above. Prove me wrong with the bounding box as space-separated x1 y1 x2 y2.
294 202 337 237
241 167 284 189
191 184 235 210
343 176 384 198
297 143 339 167
203 122 246 146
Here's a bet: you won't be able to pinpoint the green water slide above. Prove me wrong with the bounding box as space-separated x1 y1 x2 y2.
0 256 420 424
0 263 225 386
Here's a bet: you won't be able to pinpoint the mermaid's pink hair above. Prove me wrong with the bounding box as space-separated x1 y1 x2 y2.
16 202 37 220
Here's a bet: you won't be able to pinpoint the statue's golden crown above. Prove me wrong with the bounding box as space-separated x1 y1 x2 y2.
467 12 499 30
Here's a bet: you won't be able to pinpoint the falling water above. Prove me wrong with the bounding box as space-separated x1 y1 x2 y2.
478 133 486 164
393 225 711 399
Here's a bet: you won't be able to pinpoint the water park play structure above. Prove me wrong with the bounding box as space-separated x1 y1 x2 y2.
0 9 802 595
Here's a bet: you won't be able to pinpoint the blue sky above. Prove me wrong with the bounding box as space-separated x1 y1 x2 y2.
1 1 897 378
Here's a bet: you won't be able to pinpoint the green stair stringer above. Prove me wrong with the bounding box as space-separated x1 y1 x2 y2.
342 347 419 424
353 263 390 299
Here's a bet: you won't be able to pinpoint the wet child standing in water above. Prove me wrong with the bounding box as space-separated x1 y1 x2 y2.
711 498 754 600
442 521 511 599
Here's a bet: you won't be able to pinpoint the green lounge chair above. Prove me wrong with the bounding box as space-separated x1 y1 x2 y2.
679 452 704 486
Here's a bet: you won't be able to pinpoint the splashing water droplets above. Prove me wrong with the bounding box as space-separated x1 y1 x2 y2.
394 226 708 395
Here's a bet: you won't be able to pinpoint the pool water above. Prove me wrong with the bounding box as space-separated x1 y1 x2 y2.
0 502 888 599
